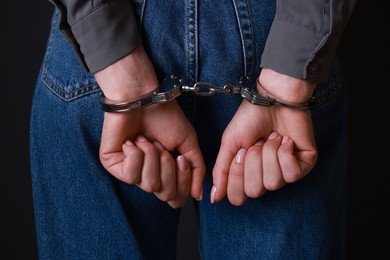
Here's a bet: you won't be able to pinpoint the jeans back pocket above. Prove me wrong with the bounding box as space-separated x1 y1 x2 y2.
41 10 100 102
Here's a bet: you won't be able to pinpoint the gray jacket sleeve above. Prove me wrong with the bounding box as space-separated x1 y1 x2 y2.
261 0 358 82
49 0 357 82
48 0 141 73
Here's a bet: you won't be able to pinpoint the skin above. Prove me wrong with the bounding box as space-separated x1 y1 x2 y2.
211 68 318 206
96 45 205 208
95 44 318 208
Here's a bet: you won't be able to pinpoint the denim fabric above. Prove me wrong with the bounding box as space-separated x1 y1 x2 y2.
30 0 348 259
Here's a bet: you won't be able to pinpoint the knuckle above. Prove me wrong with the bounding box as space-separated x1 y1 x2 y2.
283 170 304 183
228 195 246 206
142 179 161 193
122 173 140 184
141 142 157 154
168 200 184 209
245 185 264 198
247 146 262 156
159 190 177 202
263 179 283 191
160 151 174 164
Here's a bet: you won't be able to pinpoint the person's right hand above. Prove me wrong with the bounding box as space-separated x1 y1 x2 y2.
95 45 205 207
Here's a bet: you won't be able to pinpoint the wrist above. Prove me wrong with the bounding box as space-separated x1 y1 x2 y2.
258 68 316 105
94 45 158 102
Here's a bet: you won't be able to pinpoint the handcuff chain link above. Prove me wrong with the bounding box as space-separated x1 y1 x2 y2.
181 82 242 96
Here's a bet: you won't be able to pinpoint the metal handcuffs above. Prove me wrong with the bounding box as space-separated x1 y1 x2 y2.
100 76 314 113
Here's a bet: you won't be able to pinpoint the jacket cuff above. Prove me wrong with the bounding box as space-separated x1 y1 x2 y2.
261 20 337 83
70 0 141 73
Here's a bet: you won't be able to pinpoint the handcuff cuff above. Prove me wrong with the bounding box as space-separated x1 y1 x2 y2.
100 76 315 113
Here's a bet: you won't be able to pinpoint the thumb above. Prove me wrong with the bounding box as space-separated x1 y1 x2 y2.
211 140 238 203
176 137 206 201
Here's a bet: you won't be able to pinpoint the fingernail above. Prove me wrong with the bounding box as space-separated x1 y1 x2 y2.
255 140 264 146
136 135 147 142
210 185 217 204
177 155 188 171
282 136 289 144
153 141 164 151
125 140 133 146
235 148 246 163
268 131 278 140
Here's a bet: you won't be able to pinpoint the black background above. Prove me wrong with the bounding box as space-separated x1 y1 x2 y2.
2 1 388 259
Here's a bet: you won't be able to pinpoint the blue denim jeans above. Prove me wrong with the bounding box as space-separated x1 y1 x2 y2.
30 0 348 259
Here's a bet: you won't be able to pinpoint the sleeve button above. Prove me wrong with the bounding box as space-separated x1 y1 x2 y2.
307 62 320 74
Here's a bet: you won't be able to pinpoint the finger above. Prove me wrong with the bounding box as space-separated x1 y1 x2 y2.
244 140 266 198
227 148 248 206
153 142 177 202
280 135 318 182
211 137 238 203
134 135 161 192
120 140 143 184
262 132 285 191
177 137 205 201
167 155 191 208
278 136 307 183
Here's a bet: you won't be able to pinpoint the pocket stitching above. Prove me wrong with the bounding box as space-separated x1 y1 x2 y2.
41 9 100 102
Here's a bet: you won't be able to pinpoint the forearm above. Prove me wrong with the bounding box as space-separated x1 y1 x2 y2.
261 0 358 82
48 0 141 73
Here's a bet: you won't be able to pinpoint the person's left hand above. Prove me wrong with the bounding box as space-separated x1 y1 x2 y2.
211 69 318 206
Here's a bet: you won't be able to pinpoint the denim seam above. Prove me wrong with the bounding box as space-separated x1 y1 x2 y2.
232 0 256 78
186 0 198 83
185 0 198 124
41 10 58 91
42 76 100 102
